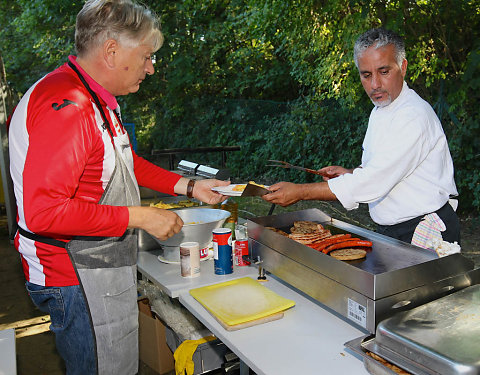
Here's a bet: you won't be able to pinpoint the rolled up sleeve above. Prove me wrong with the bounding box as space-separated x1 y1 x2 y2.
328 176 359 210
328 111 427 212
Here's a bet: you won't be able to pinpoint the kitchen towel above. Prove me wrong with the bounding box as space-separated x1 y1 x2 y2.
411 213 445 251
174 335 216 375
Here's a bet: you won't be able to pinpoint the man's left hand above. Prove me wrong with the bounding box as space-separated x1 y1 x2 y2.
193 179 230 204
318 165 354 181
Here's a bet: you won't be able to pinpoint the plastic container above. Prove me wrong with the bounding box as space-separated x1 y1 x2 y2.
180 242 200 278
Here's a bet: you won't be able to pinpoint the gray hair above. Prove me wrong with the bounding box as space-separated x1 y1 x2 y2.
75 0 163 57
353 28 405 68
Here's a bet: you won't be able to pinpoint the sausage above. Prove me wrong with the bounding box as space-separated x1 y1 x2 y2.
322 240 373 254
310 234 357 251
313 233 351 244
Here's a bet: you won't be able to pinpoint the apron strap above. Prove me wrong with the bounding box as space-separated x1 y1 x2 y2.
67 61 116 145
18 226 67 248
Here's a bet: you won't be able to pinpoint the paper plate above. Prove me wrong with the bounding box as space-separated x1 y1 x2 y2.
211 184 245 196
157 250 214 264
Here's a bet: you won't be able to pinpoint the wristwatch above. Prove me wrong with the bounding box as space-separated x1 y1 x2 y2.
186 179 195 198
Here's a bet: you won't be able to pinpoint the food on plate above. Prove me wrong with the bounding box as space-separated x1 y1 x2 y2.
232 184 247 191
150 199 199 209
266 227 289 237
329 248 366 261
249 181 267 188
232 181 266 192
281 220 373 260
366 351 411 374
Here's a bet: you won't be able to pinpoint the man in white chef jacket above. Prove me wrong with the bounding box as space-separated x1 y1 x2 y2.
264 28 460 248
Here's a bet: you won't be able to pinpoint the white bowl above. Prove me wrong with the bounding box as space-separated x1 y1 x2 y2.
156 208 231 261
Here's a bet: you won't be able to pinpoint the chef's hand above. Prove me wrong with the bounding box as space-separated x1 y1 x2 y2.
263 181 337 205
192 179 230 204
318 166 354 181
262 182 303 207
127 206 183 240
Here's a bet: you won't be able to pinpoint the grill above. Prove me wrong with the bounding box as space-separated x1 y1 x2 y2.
247 208 477 333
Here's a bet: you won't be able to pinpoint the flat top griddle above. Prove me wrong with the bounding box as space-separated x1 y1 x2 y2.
248 208 474 300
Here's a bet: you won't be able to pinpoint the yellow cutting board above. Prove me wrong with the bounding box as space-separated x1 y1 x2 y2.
189 277 295 328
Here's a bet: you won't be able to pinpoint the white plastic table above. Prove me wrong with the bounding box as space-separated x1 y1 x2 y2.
137 249 368 375
137 250 260 298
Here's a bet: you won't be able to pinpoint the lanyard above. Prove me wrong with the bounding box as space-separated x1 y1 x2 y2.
67 61 119 146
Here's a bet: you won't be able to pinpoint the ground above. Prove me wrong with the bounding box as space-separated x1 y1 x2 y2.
0 201 478 374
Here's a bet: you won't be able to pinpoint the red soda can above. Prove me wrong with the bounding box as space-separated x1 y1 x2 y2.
212 228 233 275
234 240 250 266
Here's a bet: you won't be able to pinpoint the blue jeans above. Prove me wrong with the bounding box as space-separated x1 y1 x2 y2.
26 282 97 374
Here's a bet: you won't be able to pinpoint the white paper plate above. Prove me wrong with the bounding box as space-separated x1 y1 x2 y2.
211 184 245 196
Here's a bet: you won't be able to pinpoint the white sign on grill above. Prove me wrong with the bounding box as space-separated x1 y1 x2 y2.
348 298 367 328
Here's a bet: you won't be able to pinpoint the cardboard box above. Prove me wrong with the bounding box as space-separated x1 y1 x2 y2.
138 298 175 375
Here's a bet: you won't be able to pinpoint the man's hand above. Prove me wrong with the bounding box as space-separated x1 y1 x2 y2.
318 166 354 181
262 182 304 206
262 181 337 206
192 179 230 204
127 206 183 240
174 177 229 205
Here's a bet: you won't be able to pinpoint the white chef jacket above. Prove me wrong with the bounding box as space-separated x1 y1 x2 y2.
328 81 458 226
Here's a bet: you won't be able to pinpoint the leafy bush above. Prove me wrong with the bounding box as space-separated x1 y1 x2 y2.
1 0 479 214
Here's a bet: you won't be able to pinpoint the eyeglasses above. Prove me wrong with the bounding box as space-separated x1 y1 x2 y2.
145 54 157 65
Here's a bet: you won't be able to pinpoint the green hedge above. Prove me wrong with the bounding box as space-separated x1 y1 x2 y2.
1 0 479 214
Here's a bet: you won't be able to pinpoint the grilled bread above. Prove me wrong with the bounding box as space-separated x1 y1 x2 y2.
329 248 366 261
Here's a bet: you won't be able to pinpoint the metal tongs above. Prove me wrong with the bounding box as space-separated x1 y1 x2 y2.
267 160 327 176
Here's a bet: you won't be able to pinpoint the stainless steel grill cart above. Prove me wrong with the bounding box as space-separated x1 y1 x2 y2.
247 208 478 333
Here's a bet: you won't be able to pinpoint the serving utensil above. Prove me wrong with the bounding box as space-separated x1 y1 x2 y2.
267 160 327 176
241 182 270 197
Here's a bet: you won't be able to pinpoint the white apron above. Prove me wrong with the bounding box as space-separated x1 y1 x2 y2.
67 131 141 375
64 61 141 374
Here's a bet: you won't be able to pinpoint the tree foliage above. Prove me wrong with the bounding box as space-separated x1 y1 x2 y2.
1 0 479 213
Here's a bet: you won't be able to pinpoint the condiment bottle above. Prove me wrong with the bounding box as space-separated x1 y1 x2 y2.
221 199 238 239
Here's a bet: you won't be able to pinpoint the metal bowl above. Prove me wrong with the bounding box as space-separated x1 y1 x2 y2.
156 208 231 261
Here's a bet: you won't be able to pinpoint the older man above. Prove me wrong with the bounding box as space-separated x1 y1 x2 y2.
264 28 460 246
8 1 228 374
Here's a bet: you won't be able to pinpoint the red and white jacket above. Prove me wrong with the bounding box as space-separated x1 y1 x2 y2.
9 56 181 287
